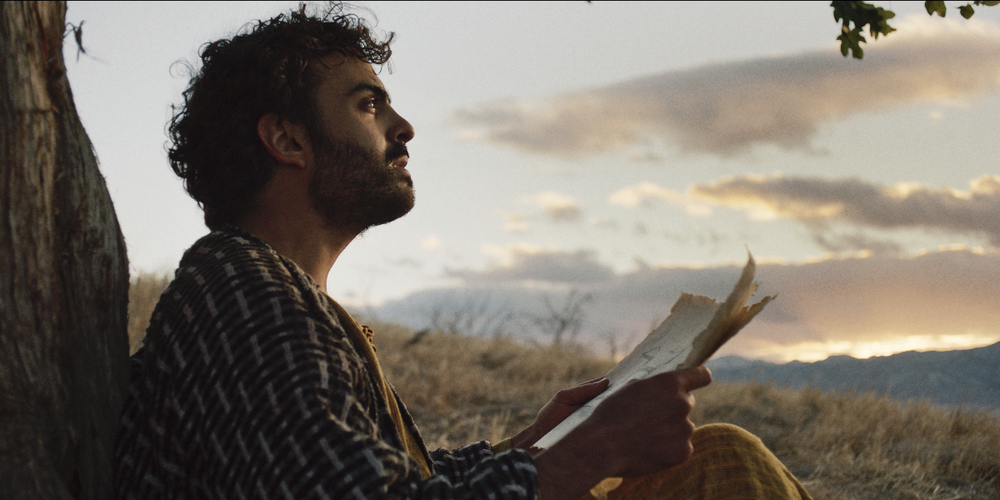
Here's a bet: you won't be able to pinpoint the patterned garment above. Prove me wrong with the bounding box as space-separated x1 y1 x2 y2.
115 227 538 499
606 424 813 500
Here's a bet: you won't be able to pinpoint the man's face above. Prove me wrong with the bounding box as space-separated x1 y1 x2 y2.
306 55 416 233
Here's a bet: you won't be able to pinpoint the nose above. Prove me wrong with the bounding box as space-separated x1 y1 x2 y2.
390 111 415 145
386 106 415 144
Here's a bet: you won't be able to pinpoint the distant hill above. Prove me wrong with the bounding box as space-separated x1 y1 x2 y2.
707 342 1000 412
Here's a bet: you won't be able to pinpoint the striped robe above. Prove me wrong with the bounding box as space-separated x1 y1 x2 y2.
115 227 537 499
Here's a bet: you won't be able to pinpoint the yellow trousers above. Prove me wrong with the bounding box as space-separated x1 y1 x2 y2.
605 424 813 500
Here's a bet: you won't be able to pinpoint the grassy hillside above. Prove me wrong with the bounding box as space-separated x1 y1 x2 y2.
129 275 1000 500
366 320 1000 500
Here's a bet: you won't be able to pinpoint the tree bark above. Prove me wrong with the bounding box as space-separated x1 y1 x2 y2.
0 2 129 499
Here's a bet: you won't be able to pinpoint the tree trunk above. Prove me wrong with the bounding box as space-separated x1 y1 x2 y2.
0 2 129 499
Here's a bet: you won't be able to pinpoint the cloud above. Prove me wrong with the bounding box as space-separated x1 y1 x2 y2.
496 193 583 233
388 257 422 269
376 247 1000 362
421 234 446 252
809 231 904 256
691 174 1000 246
455 18 1000 157
661 228 733 255
449 247 615 285
501 212 528 233
609 182 679 208
743 248 1000 359
531 191 583 222
610 181 712 215
588 217 620 232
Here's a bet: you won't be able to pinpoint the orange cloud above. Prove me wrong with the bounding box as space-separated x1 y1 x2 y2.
726 248 1000 360
690 174 1000 246
379 247 1000 361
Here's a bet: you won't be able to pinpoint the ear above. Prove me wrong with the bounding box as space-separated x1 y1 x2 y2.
256 114 309 168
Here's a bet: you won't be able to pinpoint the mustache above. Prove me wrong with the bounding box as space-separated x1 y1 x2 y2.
386 143 409 162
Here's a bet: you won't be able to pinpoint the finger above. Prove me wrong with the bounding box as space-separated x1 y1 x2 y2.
553 378 609 404
663 422 696 465
641 367 710 394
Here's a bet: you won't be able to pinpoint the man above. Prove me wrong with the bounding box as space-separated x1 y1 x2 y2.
116 5 812 500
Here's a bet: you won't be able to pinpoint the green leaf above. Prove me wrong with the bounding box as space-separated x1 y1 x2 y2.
837 28 866 59
831 1 896 58
869 7 897 39
835 0 997 60
831 0 856 22
837 34 850 57
925 0 947 16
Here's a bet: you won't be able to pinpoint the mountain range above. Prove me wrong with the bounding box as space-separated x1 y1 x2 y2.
706 342 1000 412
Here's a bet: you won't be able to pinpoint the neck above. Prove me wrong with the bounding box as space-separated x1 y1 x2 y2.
236 214 356 293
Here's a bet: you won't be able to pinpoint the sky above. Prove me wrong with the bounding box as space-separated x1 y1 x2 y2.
63 1 1000 362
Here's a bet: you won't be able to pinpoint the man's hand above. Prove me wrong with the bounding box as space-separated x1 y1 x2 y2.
532 366 712 500
588 366 711 476
511 377 610 452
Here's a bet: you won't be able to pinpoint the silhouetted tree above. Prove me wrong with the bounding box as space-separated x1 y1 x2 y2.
0 2 129 499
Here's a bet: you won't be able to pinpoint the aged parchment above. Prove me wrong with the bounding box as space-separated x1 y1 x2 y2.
533 254 772 450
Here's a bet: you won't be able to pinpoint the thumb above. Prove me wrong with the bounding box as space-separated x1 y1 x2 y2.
675 366 712 391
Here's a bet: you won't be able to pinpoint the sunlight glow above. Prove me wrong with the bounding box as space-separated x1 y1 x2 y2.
750 333 1000 363
971 174 1000 194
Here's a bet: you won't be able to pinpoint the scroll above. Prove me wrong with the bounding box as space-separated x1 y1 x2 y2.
533 254 773 450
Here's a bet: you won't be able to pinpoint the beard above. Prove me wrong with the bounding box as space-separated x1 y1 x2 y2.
308 136 415 234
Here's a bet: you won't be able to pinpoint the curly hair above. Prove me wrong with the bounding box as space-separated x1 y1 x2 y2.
168 2 394 230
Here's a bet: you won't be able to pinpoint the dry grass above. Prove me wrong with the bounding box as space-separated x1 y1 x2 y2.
368 319 1000 500
127 273 171 354
692 383 1000 500
128 274 1000 499
369 320 613 450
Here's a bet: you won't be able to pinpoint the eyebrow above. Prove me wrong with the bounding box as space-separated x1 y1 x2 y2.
346 82 391 104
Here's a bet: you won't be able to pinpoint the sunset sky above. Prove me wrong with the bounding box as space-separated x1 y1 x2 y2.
64 1 1000 362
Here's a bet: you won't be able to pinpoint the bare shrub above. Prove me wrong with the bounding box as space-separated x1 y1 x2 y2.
529 289 593 345
424 293 520 338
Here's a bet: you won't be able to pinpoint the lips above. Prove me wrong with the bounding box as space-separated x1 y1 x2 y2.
386 143 409 169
